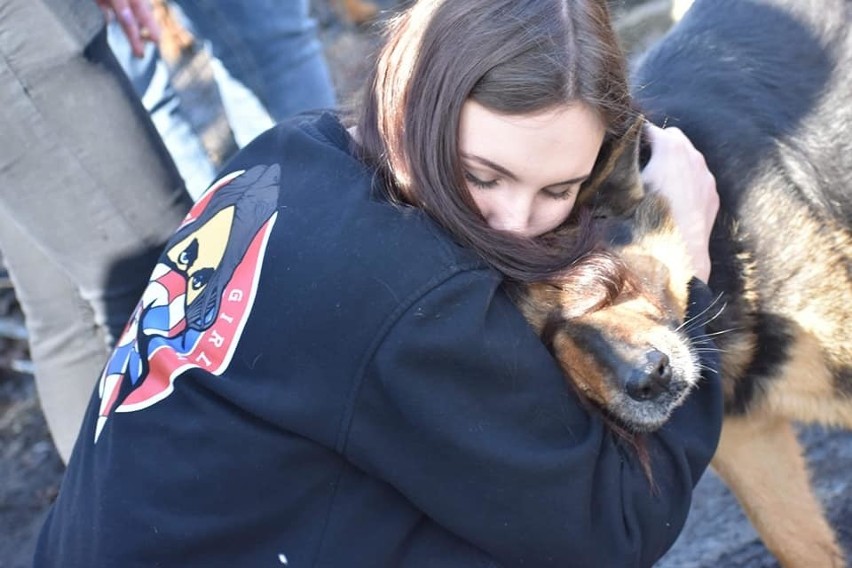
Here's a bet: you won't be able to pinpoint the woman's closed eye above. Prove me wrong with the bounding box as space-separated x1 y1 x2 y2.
542 184 577 200
464 171 499 189
464 168 582 200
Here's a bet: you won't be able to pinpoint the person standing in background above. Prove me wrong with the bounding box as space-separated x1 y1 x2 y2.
0 0 194 463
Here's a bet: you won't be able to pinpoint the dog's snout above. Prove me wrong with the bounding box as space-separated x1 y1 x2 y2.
625 349 672 401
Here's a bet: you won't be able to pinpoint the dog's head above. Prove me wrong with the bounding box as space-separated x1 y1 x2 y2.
517 192 701 432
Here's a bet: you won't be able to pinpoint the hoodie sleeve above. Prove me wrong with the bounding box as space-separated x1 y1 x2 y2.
343 269 723 567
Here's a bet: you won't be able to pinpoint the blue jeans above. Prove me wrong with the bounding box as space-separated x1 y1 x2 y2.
0 2 193 462
174 0 336 121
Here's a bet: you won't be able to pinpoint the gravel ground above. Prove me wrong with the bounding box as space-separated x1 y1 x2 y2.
1 1 850 566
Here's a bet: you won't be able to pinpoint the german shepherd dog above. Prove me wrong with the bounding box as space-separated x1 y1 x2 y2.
516 0 851 566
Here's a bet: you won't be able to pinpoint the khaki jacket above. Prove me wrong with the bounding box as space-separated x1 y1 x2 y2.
41 0 104 47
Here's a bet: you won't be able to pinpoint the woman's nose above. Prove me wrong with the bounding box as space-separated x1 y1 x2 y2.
488 194 534 235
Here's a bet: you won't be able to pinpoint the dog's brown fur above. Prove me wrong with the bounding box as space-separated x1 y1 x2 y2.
515 1 852 566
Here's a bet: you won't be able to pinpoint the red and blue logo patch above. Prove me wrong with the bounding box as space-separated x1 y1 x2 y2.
95 165 280 441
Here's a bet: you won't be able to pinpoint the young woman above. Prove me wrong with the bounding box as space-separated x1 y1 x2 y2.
35 1 722 566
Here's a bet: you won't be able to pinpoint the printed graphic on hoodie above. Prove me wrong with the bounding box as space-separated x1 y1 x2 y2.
95 165 280 441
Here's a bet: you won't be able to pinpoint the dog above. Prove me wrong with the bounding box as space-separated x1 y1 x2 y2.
515 1 851 566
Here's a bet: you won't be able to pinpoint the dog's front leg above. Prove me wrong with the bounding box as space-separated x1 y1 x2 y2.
710 414 844 567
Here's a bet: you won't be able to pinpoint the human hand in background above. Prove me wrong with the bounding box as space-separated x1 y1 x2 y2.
641 123 719 283
94 0 160 57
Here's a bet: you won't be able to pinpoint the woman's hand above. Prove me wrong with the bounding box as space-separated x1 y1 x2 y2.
94 0 160 58
641 123 719 282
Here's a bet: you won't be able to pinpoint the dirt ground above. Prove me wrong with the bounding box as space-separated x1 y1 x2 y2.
1 1 850 566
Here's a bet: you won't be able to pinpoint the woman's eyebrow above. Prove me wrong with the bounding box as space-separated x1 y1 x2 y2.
461 153 519 181
462 153 590 187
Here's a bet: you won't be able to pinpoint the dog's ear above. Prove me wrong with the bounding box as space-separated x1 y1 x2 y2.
576 115 646 218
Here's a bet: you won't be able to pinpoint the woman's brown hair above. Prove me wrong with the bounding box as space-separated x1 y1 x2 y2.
354 0 640 283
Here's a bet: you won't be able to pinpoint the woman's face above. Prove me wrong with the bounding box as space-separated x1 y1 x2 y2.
458 100 606 237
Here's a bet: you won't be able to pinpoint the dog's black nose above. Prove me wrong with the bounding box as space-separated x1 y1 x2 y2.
626 349 672 401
